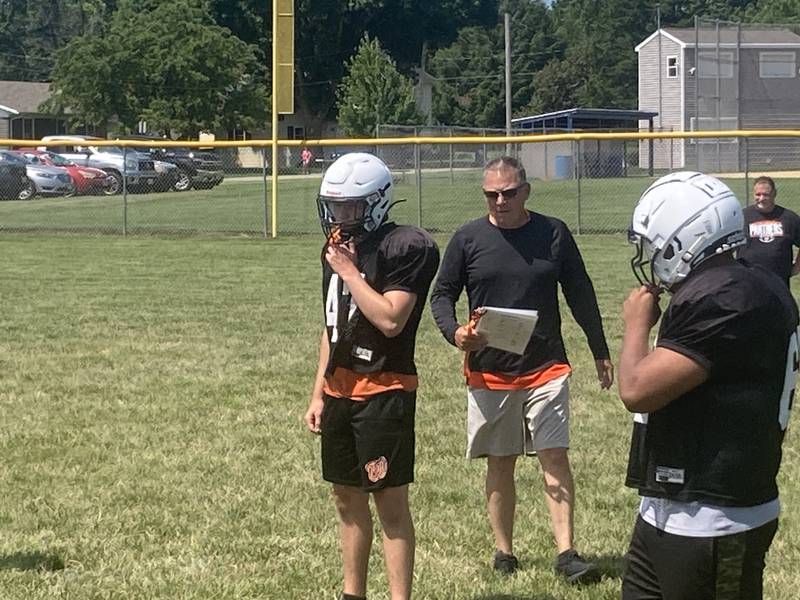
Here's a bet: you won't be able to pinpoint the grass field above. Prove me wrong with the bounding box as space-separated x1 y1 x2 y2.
3 170 800 237
1 232 799 599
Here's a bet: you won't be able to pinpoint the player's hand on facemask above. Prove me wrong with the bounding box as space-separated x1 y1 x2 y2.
325 240 359 279
623 285 662 331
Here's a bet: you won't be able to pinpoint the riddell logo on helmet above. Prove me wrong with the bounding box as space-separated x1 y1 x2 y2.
364 456 388 482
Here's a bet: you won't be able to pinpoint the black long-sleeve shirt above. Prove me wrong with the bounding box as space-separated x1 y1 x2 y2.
430 212 609 375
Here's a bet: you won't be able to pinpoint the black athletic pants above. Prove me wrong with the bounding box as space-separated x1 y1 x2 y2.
622 515 778 600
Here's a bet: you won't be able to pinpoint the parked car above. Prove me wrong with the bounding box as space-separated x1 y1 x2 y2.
15 148 115 195
0 150 32 200
121 135 225 191
15 151 76 199
151 158 181 192
39 135 159 194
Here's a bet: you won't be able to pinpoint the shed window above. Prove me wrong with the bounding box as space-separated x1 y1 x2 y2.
697 51 734 79
667 56 678 78
759 52 796 78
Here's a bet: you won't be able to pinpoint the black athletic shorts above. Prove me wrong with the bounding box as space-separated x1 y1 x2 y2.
622 514 779 600
320 389 416 491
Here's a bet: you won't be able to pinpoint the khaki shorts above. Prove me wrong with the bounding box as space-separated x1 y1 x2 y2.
466 374 570 458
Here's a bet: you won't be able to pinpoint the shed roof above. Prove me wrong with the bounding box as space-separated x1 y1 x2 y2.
512 108 658 131
636 27 800 52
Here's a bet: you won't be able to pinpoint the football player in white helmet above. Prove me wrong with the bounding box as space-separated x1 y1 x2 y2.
317 152 399 244
305 152 440 600
619 171 798 600
628 171 746 291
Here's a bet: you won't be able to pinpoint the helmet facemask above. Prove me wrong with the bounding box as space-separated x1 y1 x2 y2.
628 230 660 290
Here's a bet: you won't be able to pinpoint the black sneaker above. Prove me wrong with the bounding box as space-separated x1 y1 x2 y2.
493 550 519 575
554 549 600 584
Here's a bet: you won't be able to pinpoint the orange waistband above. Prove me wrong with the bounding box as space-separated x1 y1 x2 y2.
465 361 571 390
323 367 418 401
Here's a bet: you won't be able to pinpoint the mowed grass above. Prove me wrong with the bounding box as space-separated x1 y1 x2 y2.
3 170 800 237
1 233 800 599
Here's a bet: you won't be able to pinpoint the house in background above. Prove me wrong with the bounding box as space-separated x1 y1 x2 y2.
636 27 800 172
0 80 69 140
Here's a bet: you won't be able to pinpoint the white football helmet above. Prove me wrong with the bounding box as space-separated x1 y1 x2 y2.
629 171 745 290
317 152 395 241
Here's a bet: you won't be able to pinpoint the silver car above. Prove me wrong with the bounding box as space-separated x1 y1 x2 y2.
15 152 76 199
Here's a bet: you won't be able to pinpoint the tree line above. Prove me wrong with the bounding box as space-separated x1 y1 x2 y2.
1 0 798 137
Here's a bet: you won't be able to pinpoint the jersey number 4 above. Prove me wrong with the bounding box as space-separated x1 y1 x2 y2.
779 328 799 431
325 273 360 343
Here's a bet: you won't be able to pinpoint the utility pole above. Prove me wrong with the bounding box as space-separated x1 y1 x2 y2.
504 12 512 155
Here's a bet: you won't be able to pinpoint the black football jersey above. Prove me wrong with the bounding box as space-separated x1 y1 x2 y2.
321 223 440 376
626 260 799 506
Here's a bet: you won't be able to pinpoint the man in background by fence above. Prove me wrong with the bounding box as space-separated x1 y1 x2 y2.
430 156 613 584
738 175 800 287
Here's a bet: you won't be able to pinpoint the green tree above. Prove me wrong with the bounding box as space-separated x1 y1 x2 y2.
522 0 657 113
210 0 499 126
0 0 116 81
429 0 557 127
47 0 267 136
336 36 421 136
657 0 753 26
746 0 800 22
429 26 504 127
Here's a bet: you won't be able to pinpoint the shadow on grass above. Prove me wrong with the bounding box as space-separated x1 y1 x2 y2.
520 552 625 581
472 594 557 600
473 595 557 600
0 551 65 572
593 553 626 580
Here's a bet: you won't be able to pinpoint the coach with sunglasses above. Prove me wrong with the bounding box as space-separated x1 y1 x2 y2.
430 156 613 583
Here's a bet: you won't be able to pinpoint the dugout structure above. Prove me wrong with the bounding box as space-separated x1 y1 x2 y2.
512 108 658 181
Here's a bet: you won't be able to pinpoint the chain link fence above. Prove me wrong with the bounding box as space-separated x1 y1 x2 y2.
1 132 800 236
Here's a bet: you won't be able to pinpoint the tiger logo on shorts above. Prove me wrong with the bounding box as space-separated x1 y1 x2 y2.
364 456 388 482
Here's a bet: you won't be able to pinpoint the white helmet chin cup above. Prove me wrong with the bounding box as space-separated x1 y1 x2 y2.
317 152 393 238
629 171 746 289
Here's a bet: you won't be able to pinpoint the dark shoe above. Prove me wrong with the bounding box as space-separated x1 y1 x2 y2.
493 550 519 575
554 549 600 584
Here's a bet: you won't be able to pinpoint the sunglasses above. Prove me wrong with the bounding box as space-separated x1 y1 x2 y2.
482 183 527 201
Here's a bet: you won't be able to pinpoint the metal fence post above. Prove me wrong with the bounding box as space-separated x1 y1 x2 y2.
623 139 628 178
122 146 128 236
744 137 750 205
574 140 582 235
414 136 422 228
670 131 674 171
449 128 454 185
268 147 278 238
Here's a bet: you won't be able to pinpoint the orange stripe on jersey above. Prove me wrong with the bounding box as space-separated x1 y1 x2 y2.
323 367 418 401
465 361 571 390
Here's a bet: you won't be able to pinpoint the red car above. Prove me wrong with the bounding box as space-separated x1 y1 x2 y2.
15 148 116 195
